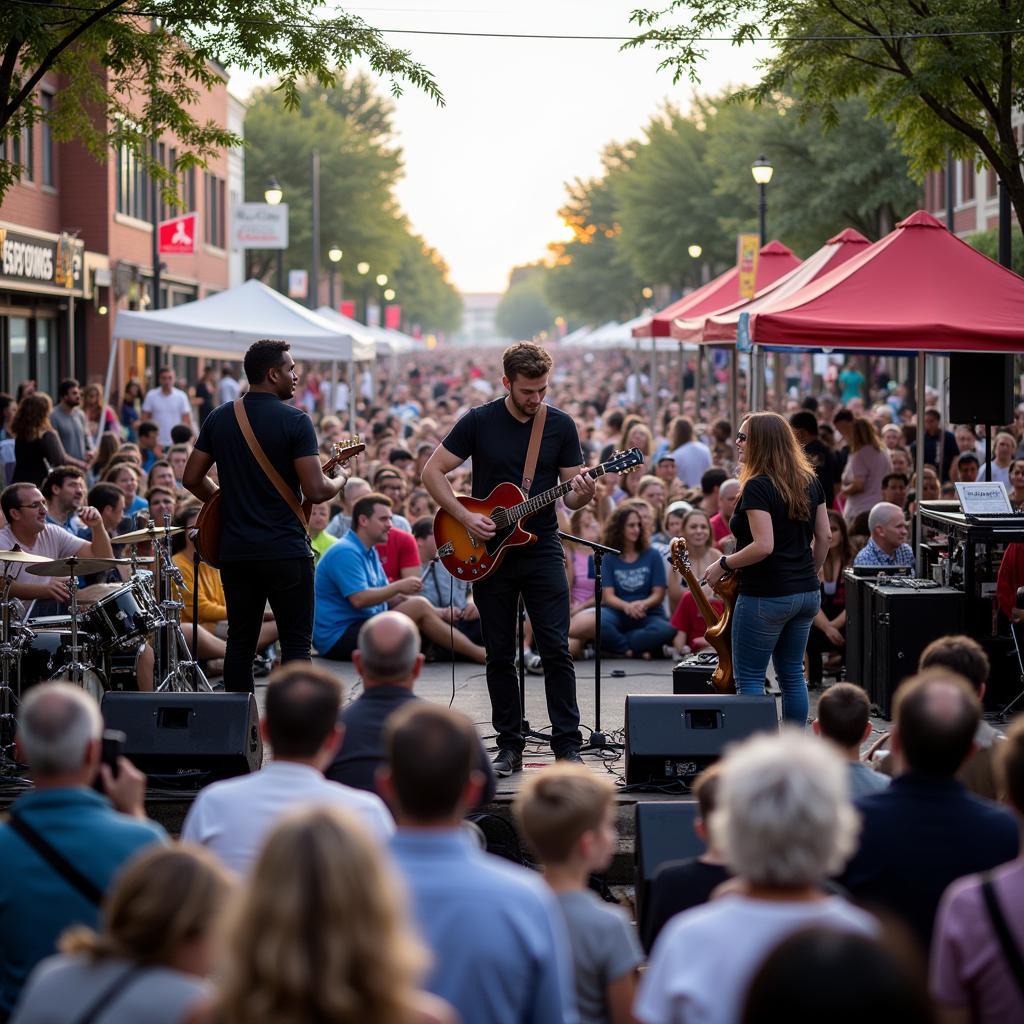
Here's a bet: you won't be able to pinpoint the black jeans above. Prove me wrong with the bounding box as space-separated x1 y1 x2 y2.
473 535 582 755
220 557 314 693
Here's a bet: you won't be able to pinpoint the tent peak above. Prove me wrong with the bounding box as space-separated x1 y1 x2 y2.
761 240 796 256
826 228 870 245
896 210 947 230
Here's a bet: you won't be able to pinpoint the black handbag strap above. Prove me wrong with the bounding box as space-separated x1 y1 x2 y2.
72 964 144 1024
7 810 103 905
981 872 1024 1001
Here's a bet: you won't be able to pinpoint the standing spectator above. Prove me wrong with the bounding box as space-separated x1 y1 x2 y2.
838 361 865 404
216 365 240 407
81 383 119 449
142 368 194 447
120 380 142 441
0 684 166 1016
0 392 15 440
931 714 1024 1024
839 417 891 526
953 450 980 483
11 846 232 1024
807 510 853 686
978 431 1018 486
382 704 577 1024
698 467 728 521
11 394 69 487
911 408 958 481
669 417 712 488
832 409 854 474
88 432 121 485
812 683 889 796
880 472 909 509
790 410 838 505
838 670 1018 950
513 765 643 1024
49 379 91 469
1008 459 1024 510
192 365 218 425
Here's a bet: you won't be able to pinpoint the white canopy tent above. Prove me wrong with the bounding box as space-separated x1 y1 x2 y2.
112 279 376 430
315 306 417 356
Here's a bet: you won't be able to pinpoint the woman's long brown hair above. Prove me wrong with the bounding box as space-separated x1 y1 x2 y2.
739 412 816 520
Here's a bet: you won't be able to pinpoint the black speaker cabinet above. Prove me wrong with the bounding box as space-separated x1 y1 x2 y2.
672 653 717 694
634 801 704 920
949 353 1013 425
844 568 913 693
624 694 778 785
101 692 263 785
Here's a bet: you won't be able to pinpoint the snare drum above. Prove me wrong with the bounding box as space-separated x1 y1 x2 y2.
83 575 163 649
18 629 106 702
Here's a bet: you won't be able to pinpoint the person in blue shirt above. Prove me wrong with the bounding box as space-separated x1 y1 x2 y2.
314 493 485 663
853 502 915 568
598 503 676 657
382 703 579 1024
0 683 166 1016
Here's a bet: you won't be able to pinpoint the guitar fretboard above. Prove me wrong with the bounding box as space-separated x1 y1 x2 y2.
491 466 606 529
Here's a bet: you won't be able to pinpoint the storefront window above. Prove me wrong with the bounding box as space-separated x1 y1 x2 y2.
36 318 52 396
9 318 29 393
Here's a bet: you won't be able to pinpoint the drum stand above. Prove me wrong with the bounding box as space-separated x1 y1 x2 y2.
0 569 22 761
62 557 90 690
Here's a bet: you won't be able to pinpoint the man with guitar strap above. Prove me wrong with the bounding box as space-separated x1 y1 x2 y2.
183 340 347 693
422 342 596 774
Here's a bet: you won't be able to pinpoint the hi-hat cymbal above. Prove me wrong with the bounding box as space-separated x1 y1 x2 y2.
28 557 133 578
0 548 52 564
114 525 186 545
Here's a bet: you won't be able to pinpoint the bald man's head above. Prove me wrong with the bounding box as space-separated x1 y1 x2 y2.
893 669 981 777
355 611 422 686
343 477 372 511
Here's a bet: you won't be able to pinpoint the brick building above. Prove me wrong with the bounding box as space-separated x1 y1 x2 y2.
0 64 243 398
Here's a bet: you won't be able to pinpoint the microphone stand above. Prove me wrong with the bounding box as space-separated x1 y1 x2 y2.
559 530 621 751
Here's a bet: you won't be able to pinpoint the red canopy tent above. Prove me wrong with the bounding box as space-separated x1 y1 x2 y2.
673 229 871 344
750 211 1024 352
632 240 801 338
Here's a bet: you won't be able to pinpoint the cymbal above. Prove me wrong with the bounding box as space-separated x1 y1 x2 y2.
27 557 133 578
114 525 186 545
0 548 52 564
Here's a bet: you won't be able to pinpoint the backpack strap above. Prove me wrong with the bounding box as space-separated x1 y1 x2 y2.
7 811 103 905
981 871 1024 1001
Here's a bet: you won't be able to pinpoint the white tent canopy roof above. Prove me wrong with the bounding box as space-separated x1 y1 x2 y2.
114 279 376 362
315 306 417 355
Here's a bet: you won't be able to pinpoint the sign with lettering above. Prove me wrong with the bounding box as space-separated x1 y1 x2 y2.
736 233 760 299
158 212 197 255
231 203 289 250
0 227 83 291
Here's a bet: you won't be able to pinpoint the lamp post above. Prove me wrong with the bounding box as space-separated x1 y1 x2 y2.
328 246 343 310
751 155 773 246
264 177 284 293
356 262 370 323
375 273 388 327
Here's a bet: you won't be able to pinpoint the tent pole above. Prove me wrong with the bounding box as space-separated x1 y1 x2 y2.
695 344 704 421
331 360 339 421
915 353 926 576
348 355 356 434
102 338 119 419
730 349 739 434
649 336 657 433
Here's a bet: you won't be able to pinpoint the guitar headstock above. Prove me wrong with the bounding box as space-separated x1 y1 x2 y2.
669 536 692 577
603 447 645 476
326 437 366 466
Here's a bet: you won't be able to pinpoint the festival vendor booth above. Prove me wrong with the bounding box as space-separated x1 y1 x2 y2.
632 240 802 427
745 211 1024 713
112 279 376 431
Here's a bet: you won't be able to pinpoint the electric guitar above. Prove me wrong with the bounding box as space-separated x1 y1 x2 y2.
432 448 644 583
668 536 739 694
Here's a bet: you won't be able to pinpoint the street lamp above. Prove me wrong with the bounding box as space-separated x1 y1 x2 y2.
328 246 343 310
687 244 702 259
751 155 774 246
374 274 389 327
263 178 286 294
383 288 396 302
356 262 371 324
375 274 388 287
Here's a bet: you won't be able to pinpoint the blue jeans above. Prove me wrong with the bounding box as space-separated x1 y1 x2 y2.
732 590 821 725
600 606 676 656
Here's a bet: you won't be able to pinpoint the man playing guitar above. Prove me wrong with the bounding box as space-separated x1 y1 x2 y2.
422 342 596 774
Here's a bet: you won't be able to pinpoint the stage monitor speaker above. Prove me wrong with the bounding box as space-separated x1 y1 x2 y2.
634 801 704 921
101 692 262 785
672 654 717 694
624 694 777 786
949 353 1013 425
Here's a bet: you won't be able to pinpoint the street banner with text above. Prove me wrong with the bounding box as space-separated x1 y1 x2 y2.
737 234 760 298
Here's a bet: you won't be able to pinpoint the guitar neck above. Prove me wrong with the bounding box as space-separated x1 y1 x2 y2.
683 565 720 625
498 465 605 525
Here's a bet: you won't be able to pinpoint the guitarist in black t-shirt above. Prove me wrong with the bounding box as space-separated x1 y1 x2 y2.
183 340 347 693
422 342 596 775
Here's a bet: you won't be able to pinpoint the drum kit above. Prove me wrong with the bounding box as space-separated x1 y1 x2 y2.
0 518 212 758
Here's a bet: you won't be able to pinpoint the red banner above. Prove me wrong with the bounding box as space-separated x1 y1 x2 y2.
158 213 197 255
340 300 357 319
384 304 402 330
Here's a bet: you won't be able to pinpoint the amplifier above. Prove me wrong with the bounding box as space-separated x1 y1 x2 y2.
624 694 778 786
101 692 263 786
673 653 717 694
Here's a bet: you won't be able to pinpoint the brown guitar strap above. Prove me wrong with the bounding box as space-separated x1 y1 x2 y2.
233 399 309 532
521 404 547 493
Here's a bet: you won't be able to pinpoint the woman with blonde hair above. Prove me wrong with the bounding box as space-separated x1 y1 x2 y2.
702 412 831 724
82 382 120 445
11 392 70 486
213 806 452 1024
667 508 722 615
838 417 891 525
12 845 233 1024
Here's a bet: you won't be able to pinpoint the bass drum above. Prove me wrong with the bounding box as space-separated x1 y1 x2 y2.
18 629 106 703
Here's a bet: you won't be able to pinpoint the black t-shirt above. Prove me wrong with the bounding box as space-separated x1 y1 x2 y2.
441 398 583 537
194 392 318 563
641 859 732 954
730 474 824 596
805 438 837 505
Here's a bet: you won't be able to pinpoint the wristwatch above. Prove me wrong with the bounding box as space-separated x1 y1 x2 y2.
719 555 730 572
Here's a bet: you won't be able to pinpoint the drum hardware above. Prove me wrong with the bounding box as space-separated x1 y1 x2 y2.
113 524 187 547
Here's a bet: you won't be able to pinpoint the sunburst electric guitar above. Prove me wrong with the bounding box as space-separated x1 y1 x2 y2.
432 447 644 583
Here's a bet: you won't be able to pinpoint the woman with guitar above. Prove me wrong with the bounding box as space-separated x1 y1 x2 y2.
701 412 831 725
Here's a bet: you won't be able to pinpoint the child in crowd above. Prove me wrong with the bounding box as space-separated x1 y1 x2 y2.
514 764 643 1024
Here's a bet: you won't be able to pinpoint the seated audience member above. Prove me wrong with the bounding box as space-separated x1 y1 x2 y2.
313 493 484 664
640 764 731 955
12 846 233 1024
742 927 933 1024
136 420 161 472
880 472 909 509
324 612 494 801
376 519 421 585
102 462 148 518
698 467 728 521
146 459 176 496
307 500 336 563
812 683 889 797
953 450 980 483
411 517 482 646
374 467 413 531
670 586 724 658
209 806 453 1024
143 486 177 527
636 731 874 1024
181 664 393 874
931 715 1024 1024
0 684 165 1016
838 670 1018 951
381 704 577 1024
169 424 194 447
325 476 372 538
513 765 643 1024
807 510 852 687
852 502 914 568
708 478 740 548
166 444 190 489
41 466 87 534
